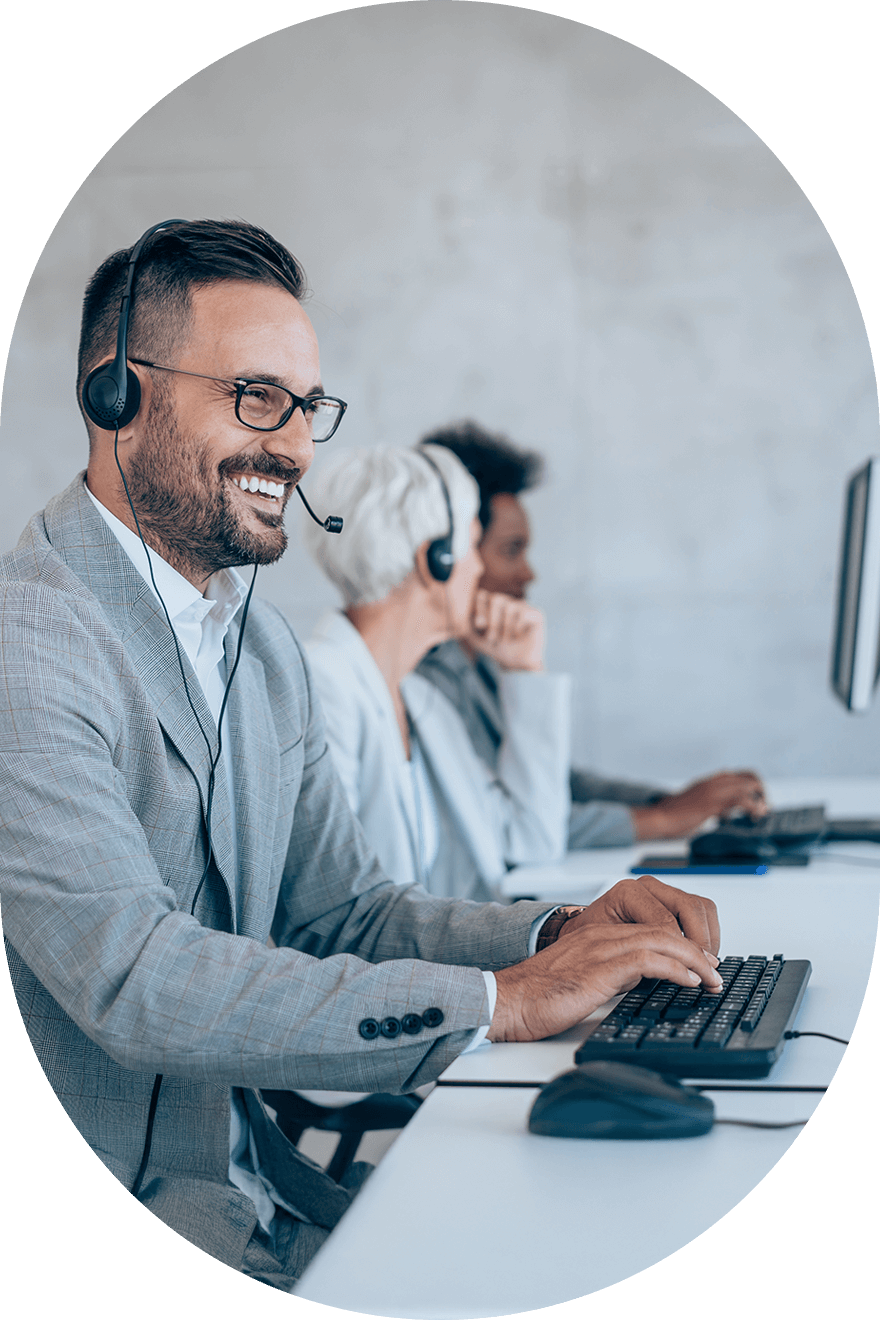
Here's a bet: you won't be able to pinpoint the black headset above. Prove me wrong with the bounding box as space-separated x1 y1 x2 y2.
419 449 456 582
82 219 186 430
81 218 343 535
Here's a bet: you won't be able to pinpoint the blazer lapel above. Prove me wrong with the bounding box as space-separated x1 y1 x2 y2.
42 476 239 919
223 628 282 937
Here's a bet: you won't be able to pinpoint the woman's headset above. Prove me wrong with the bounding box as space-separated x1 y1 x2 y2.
419 449 456 582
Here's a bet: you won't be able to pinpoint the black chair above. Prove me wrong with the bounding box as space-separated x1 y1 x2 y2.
262 1089 423 1183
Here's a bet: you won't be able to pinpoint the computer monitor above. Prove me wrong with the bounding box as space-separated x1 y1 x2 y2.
831 456 880 712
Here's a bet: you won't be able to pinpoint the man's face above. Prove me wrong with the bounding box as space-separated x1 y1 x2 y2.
477 493 535 598
124 280 322 585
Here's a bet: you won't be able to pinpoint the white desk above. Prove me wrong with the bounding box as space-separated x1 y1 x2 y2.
297 779 880 1318
501 776 880 903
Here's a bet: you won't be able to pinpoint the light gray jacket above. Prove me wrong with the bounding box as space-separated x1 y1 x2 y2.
417 641 664 848
0 476 553 1271
306 611 571 901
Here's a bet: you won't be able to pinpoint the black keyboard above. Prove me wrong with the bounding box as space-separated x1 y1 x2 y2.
689 806 827 862
574 955 811 1078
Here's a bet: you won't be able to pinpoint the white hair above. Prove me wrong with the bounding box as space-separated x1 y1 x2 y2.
301 444 480 605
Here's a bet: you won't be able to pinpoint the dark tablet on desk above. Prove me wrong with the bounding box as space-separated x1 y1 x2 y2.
631 855 769 876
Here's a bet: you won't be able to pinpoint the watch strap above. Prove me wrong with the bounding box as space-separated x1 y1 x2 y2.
536 905 586 952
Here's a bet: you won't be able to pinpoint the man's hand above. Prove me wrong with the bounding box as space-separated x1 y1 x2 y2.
463 589 545 671
488 876 722 1043
631 770 767 840
563 874 721 954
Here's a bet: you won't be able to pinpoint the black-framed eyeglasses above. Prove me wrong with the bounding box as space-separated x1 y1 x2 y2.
131 359 347 441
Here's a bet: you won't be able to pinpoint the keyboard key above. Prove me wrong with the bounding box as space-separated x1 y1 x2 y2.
574 955 812 1078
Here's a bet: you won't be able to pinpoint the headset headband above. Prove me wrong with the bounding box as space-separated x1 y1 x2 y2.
81 219 187 429
419 448 456 582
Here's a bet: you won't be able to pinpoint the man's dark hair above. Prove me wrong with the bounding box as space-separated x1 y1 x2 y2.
77 219 309 434
419 421 544 529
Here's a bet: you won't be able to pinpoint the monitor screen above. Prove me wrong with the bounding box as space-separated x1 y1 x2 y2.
831 456 880 712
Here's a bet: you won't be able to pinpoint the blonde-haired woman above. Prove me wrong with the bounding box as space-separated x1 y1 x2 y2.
302 444 570 902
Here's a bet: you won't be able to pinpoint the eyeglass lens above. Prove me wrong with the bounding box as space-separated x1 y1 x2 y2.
236 383 343 440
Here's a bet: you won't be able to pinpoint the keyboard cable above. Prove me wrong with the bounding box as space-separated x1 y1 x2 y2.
437 1024 850 1131
784 1030 850 1044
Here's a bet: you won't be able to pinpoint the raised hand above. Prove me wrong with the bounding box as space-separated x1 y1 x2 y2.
464 589 545 672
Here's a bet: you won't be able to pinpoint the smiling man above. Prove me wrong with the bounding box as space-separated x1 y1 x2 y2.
0 221 723 1291
79 243 332 584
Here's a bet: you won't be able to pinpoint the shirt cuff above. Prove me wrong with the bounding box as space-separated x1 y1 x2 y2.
460 970 498 1053
462 912 561 1055
528 907 562 956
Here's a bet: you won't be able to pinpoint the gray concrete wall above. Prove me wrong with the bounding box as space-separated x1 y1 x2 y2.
3 2 878 780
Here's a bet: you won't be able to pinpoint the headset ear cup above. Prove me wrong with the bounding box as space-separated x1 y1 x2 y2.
427 535 454 582
82 364 141 429
117 367 142 427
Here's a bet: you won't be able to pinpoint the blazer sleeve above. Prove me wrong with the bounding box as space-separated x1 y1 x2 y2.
566 768 666 848
0 584 551 1096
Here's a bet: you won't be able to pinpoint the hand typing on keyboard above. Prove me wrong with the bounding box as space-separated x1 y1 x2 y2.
488 876 723 1044
630 770 767 840
562 874 721 953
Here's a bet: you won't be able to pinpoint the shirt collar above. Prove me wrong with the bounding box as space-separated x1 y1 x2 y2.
84 480 249 627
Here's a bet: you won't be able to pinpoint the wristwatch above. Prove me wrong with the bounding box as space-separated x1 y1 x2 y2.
536 905 586 952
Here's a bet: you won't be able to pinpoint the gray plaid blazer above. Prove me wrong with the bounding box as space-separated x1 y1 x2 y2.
0 475 552 1272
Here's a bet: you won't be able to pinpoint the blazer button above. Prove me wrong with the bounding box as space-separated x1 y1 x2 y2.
358 1018 380 1040
421 1008 445 1029
401 1013 423 1035
381 1017 402 1039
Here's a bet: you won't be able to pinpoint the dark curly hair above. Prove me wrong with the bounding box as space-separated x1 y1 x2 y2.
418 420 544 529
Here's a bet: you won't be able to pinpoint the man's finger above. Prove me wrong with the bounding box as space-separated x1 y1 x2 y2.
591 876 721 956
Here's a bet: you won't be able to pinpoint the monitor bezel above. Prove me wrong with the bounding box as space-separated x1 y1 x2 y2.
831 456 880 712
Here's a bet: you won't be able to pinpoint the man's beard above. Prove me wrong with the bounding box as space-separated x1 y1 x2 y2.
122 392 296 582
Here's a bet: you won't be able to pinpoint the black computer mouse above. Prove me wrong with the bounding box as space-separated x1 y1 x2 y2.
528 1061 715 1139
